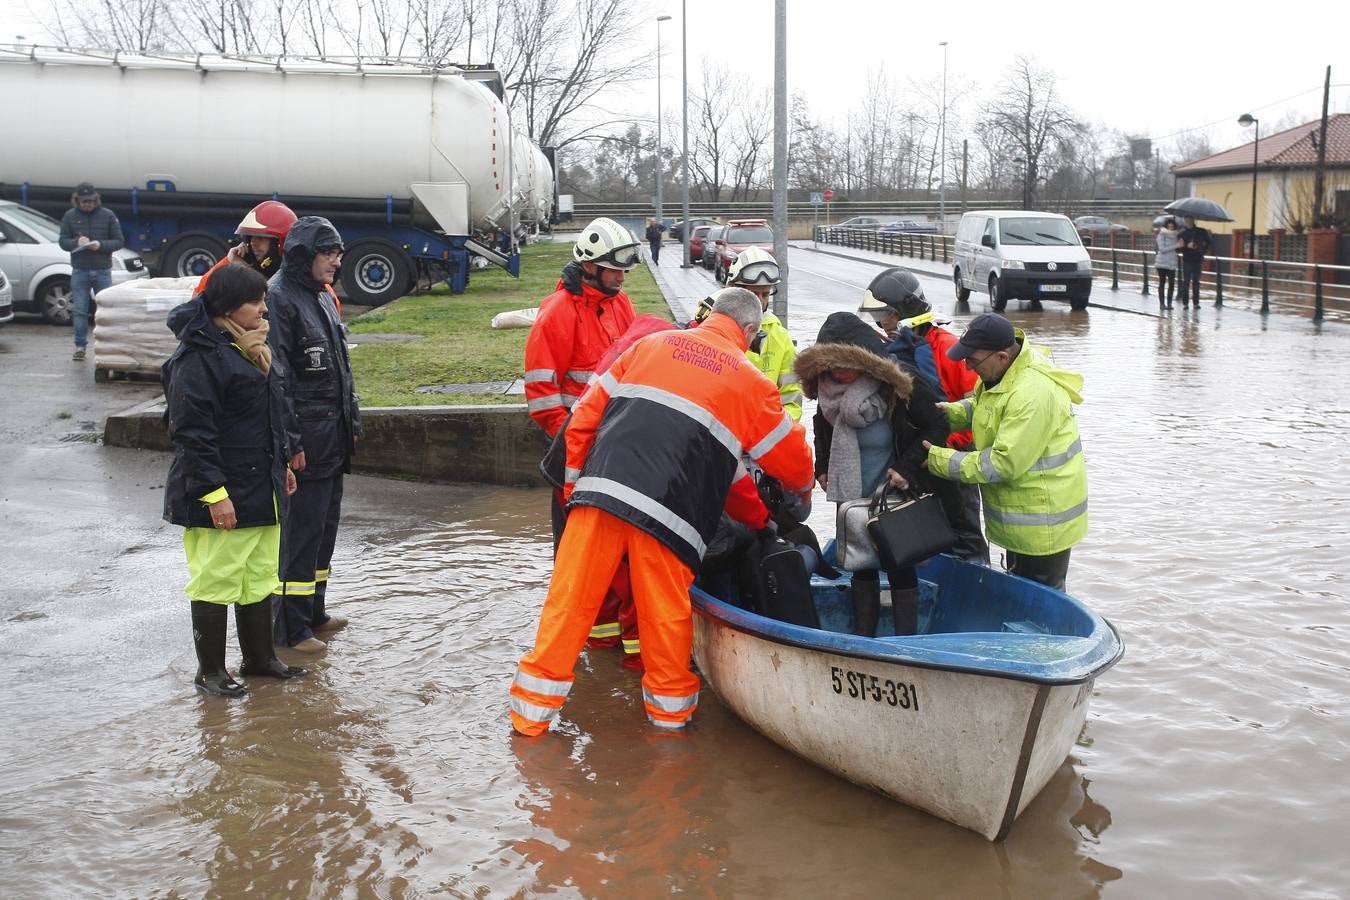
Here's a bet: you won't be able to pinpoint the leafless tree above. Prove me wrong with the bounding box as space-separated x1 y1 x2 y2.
979 55 1082 207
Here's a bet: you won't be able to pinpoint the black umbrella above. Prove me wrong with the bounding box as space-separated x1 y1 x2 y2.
1163 197 1234 222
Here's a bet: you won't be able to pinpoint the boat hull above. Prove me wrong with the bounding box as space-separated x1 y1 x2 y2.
694 621 1092 840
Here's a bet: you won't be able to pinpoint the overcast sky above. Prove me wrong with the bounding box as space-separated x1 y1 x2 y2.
3 1 1345 159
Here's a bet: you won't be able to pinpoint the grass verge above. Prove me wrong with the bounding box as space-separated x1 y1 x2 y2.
348 241 671 407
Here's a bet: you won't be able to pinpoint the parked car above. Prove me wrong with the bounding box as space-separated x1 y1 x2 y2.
880 219 939 234
0 200 149 324
688 224 715 262
952 210 1093 311
670 217 719 242
0 266 13 327
836 215 897 231
701 225 725 270
710 220 776 283
1073 215 1129 236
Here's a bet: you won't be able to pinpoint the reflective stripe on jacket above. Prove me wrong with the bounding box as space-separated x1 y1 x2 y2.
562 313 814 570
746 311 802 421
524 280 636 438
927 329 1087 556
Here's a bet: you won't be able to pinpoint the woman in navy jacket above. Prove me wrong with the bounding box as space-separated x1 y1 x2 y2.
162 264 303 697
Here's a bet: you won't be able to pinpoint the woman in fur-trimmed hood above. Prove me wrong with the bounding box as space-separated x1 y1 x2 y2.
794 311 953 636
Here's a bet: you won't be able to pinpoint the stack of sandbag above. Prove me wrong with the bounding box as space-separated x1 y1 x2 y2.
93 276 198 375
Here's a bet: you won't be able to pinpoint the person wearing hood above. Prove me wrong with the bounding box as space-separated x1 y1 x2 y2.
925 314 1088 591
162 263 305 697
266 216 363 652
794 312 954 637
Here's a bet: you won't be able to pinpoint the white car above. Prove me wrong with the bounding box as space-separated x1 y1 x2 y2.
0 200 149 325
0 266 14 327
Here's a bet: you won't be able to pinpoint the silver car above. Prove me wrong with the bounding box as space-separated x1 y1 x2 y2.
0 200 149 324
0 266 13 327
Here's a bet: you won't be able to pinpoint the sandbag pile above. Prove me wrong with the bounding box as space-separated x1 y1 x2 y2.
93 276 198 375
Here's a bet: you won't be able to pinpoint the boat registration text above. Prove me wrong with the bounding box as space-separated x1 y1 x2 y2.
831 666 920 711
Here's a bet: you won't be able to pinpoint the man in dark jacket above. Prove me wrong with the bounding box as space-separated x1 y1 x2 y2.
58 183 124 361
267 217 363 652
1176 216 1212 308
644 217 665 263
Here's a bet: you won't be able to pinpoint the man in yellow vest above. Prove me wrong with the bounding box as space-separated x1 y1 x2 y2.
924 314 1087 591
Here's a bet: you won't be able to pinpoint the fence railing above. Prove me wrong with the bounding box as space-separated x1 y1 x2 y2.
811 225 1350 322
1084 247 1350 321
578 197 1175 221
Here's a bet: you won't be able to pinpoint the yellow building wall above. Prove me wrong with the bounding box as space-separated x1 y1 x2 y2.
1191 170 1350 235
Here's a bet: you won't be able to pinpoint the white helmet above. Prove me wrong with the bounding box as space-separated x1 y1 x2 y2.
727 247 780 286
573 217 642 270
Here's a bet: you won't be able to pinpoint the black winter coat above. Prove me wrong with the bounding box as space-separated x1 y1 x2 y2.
161 300 290 529
266 218 362 481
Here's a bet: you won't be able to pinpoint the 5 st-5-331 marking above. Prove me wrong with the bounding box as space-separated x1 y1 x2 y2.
830 666 920 711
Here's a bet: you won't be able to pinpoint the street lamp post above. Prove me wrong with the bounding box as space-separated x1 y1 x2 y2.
1238 113 1260 261
938 41 948 233
654 15 671 225
680 0 692 267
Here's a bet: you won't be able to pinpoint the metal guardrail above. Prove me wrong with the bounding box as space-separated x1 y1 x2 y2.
811 224 1350 322
1084 247 1350 322
576 198 1173 220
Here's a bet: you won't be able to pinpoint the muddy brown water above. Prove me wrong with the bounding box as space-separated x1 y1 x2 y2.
1 296 1348 897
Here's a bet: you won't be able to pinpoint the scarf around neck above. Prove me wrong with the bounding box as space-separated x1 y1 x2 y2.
815 373 888 503
213 315 272 374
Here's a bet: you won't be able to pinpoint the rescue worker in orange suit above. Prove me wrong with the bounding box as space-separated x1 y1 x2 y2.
194 200 298 294
524 218 639 666
510 288 815 735
859 268 989 563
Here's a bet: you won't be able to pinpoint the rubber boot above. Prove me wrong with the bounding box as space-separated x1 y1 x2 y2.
191 601 247 698
890 587 920 637
851 578 881 637
236 599 306 679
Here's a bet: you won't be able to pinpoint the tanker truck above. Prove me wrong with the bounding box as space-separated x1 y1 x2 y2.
0 47 557 305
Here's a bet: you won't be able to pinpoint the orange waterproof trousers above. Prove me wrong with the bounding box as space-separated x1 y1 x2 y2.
511 505 699 735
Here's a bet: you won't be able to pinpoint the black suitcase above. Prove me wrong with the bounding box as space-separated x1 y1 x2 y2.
738 533 820 629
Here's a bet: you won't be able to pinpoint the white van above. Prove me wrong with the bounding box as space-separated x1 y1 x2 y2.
952 210 1093 311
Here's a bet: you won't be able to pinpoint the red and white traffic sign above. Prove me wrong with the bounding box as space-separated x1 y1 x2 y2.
822 189 835 202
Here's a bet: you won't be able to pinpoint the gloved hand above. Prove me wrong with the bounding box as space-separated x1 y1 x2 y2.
560 260 585 295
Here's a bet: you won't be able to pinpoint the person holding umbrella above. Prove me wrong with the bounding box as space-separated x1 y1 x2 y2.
1176 216 1212 308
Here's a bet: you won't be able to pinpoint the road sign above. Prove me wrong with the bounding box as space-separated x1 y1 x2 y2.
823 189 835 202
809 191 823 206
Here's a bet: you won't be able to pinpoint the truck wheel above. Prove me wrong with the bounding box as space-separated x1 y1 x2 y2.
162 235 228 278
340 241 412 307
953 268 971 301
36 275 73 325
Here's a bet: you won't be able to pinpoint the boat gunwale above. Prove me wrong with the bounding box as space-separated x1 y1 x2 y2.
690 586 1124 688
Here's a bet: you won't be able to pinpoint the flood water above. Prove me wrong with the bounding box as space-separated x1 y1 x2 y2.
2 283 1349 897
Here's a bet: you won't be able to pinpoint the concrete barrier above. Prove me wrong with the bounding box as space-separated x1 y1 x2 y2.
104 401 551 487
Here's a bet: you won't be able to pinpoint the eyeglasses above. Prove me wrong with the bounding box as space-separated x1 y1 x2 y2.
968 351 998 368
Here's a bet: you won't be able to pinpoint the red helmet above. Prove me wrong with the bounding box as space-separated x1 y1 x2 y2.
236 200 297 246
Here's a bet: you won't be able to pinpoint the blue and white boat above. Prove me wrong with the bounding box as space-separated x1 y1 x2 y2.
690 554 1123 841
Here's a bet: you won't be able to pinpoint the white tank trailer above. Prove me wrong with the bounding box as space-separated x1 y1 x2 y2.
0 48 558 303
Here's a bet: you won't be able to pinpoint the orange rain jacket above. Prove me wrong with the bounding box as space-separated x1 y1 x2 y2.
524 278 636 438
562 312 814 571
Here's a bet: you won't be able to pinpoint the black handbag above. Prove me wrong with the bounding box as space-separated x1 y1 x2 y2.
866 486 957 571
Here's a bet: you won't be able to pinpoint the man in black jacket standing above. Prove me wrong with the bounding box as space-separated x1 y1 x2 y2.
267 217 363 652
58 183 124 361
1176 215 1212 309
